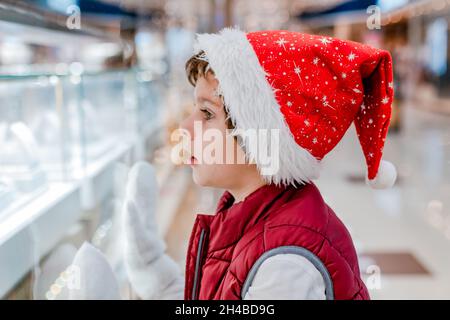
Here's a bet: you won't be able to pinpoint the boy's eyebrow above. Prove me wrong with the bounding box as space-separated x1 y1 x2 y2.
197 96 220 107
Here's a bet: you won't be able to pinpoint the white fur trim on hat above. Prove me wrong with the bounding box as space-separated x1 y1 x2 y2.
193 27 321 186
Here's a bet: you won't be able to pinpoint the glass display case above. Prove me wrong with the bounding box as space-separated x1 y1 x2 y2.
0 67 165 213
0 75 78 182
0 68 165 299
75 71 129 166
0 0 176 301
134 69 164 134
0 180 16 213
0 69 152 182
115 68 165 161
0 78 51 220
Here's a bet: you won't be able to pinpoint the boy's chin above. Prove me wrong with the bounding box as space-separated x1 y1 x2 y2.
191 169 209 187
191 167 218 188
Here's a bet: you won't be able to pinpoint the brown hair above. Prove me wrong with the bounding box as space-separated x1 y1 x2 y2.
185 51 234 129
185 50 213 86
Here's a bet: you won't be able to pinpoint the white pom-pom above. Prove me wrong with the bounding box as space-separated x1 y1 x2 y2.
366 160 397 189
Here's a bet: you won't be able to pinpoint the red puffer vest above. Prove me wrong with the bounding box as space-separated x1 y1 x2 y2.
184 183 369 300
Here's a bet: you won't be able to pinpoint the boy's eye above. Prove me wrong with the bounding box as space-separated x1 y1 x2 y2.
200 108 214 120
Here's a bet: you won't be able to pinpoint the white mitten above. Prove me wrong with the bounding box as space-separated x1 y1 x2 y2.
68 242 121 300
123 162 184 300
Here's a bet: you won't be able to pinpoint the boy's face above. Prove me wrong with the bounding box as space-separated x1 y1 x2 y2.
180 72 250 189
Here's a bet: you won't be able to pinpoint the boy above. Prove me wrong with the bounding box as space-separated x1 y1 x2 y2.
123 28 396 300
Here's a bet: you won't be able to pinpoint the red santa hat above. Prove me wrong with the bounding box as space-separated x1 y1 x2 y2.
193 27 397 189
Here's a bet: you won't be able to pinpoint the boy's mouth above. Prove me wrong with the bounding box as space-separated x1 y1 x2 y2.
189 156 198 166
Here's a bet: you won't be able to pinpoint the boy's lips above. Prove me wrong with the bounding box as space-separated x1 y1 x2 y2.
189 156 198 165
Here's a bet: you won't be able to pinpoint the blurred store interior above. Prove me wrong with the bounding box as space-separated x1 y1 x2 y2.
0 0 449 299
